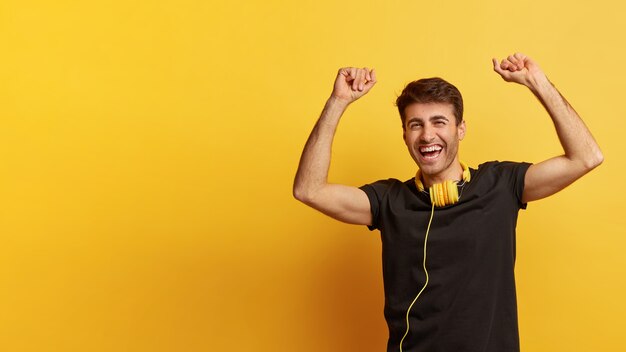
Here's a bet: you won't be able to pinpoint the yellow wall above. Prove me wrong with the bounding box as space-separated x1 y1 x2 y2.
1 0 624 351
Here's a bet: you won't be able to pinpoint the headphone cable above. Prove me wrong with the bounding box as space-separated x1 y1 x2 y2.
399 202 436 352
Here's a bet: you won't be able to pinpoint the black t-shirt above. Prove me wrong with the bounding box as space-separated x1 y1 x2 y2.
360 161 531 352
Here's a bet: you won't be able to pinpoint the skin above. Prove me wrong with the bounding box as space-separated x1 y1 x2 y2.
292 67 376 225
293 53 603 225
403 102 466 189
492 53 603 203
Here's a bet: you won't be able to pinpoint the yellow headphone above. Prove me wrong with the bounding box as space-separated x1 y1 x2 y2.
414 161 471 207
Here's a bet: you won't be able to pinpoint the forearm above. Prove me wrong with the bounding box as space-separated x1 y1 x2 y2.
293 97 349 202
527 74 603 169
493 53 603 202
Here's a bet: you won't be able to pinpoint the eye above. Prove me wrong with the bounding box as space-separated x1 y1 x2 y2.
409 122 422 130
434 120 446 126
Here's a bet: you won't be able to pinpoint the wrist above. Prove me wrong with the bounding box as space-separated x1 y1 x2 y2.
317 96 350 126
327 95 351 110
526 71 550 94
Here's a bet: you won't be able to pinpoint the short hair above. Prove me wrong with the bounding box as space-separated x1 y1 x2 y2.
395 77 464 127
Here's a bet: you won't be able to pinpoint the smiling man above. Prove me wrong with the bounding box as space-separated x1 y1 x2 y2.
399 79 466 187
293 53 603 352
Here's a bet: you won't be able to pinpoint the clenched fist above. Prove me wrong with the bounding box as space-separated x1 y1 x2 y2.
492 53 547 88
330 67 377 105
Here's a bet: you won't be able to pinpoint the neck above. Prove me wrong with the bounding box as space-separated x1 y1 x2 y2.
421 162 464 189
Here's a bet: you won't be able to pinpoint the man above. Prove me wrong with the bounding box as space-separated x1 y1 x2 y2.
293 53 603 351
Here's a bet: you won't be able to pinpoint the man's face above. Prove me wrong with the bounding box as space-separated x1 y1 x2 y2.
403 102 466 182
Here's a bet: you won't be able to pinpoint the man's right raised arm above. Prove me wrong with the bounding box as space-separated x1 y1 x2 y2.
293 67 377 226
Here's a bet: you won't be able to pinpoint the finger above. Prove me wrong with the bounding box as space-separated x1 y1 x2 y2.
338 68 347 79
339 67 353 84
349 67 357 81
493 58 514 81
511 53 525 69
362 68 377 93
507 55 524 70
503 59 521 72
500 59 512 71
506 56 519 71
351 68 361 90
342 67 354 88
514 52 527 69
352 68 359 90
356 68 366 91
363 68 377 84
492 58 501 72
492 58 507 76
361 67 370 90
370 68 377 83
514 52 526 61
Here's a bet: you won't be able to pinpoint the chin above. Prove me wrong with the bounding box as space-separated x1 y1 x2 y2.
416 162 437 175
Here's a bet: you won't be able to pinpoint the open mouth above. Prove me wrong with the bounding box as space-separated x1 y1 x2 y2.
419 145 442 160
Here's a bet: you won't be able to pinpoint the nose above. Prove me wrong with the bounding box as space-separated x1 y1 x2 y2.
419 125 435 143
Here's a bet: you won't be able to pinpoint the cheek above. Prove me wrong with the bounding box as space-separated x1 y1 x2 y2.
403 131 413 144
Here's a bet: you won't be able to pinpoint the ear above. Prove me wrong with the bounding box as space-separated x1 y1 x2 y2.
458 120 466 141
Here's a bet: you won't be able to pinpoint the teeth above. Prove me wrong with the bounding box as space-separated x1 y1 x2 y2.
420 145 442 152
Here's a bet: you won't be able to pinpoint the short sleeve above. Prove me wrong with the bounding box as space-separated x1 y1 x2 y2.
491 161 532 209
359 179 395 231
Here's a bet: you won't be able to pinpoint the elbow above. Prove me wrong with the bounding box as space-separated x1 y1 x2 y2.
293 186 307 203
590 149 604 169
583 149 604 171
293 184 313 204
293 182 325 207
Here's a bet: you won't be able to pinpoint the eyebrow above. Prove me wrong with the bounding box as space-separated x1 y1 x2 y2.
430 115 449 122
406 115 449 124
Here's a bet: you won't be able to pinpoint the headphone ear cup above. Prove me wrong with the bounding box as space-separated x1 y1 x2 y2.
416 162 470 207
436 184 443 206
430 180 461 207
438 184 445 207
449 180 459 203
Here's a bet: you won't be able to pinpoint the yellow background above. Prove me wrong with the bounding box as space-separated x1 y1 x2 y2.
1 0 624 351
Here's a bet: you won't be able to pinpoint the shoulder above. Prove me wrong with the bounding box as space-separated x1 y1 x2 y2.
475 161 532 177
360 178 411 194
360 177 428 230
359 177 419 204
472 161 533 207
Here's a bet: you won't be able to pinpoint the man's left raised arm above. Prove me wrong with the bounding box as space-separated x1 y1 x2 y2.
492 53 603 203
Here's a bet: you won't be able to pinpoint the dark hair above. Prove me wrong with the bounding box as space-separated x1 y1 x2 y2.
395 77 463 127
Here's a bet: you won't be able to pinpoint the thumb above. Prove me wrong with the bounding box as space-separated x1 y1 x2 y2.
492 58 509 79
492 58 502 74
